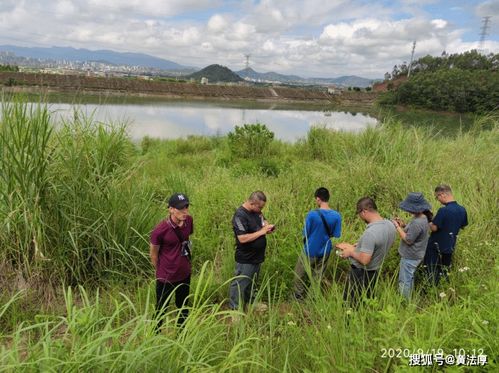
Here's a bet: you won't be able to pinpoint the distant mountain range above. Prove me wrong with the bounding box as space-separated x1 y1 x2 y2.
236 67 303 83
236 67 374 88
0 45 194 72
0 45 376 87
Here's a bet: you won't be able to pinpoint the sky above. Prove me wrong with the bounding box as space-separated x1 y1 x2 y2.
1 0 498 78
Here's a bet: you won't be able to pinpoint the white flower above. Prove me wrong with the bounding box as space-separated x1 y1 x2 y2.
439 292 447 298
482 320 489 325
287 321 296 326
346 309 352 315
458 266 470 272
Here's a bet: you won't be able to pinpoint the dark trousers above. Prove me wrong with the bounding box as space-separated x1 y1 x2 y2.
155 277 190 331
293 254 330 300
343 266 378 307
424 245 453 285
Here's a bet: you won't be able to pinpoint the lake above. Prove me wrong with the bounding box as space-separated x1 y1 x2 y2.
43 100 378 142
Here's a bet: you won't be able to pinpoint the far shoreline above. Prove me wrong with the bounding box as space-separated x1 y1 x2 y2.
0 71 379 107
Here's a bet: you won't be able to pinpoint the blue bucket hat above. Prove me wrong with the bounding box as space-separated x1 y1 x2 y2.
399 192 431 213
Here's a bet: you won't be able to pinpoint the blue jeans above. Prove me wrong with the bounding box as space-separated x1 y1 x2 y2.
399 258 422 299
229 262 261 310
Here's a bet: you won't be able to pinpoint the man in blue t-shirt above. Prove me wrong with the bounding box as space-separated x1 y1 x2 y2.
293 187 341 300
424 184 468 285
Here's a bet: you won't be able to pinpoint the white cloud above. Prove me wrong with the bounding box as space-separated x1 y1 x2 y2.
0 1 497 78
54 0 77 18
431 19 447 29
86 0 218 17
208 14 229 32
476 0 499 16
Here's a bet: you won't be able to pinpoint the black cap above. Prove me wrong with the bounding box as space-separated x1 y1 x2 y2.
168 193 190 209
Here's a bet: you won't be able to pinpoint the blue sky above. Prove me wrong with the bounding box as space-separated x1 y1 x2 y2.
0 0 497 78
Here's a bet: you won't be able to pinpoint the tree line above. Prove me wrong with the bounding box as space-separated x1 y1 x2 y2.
0 64 19 72
379 50 499 113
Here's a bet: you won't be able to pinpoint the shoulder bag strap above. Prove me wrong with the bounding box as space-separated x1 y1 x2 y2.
168 219 186 243
316 209 333 238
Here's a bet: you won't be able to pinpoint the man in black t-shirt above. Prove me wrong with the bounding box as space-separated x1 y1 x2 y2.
229 191 275 310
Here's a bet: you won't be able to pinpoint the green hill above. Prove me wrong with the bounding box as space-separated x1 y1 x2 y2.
188 64 243 83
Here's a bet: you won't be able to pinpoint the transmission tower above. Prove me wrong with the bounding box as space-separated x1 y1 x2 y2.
407 41 416 78
479 16 491 54
244 54 251 69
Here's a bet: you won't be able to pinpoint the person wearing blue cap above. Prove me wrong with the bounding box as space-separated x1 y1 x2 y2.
392 192 432 299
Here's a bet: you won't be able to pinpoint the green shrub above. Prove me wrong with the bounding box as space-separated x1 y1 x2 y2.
5 78 18 86
227 123 274 158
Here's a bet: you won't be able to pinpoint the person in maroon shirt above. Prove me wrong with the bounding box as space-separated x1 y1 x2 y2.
150 193 193 331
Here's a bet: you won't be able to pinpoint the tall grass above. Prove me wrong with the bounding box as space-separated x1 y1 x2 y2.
0 100 156 287
0 101 52 278
1 262 496 371
0 100 498 371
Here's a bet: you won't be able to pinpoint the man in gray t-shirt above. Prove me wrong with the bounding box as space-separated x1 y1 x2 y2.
350 220 397 270
336 197 396 305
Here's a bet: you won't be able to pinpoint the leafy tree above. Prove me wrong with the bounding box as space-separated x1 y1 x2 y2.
380 50 498 113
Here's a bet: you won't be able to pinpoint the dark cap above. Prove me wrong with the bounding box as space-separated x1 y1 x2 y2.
168 193 190 209
399 192 431 213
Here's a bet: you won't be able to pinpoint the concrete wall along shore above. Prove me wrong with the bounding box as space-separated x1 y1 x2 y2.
0 72 378 104
0 72 338 102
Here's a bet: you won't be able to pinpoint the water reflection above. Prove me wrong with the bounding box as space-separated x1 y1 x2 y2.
47 102 378 142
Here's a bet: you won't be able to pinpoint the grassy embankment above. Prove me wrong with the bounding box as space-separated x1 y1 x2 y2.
0 100 498 371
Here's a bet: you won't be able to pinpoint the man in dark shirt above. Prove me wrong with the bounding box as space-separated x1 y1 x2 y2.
229 191 275 310
424 184 468 285
150 193 193 331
